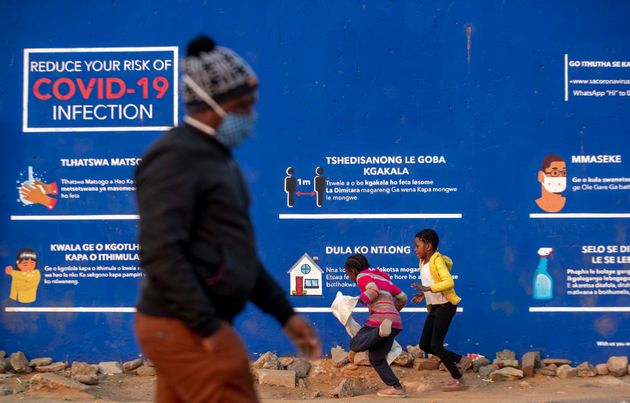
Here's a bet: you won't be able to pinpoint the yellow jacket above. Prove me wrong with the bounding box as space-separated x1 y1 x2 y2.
420 252 461 310
9 270 40 303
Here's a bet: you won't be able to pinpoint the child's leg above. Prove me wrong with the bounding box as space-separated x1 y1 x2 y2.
428 303 462 379
418 310 435 354
349 325 381 352
368 329 402 388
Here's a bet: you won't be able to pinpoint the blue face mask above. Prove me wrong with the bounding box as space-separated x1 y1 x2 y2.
215 112 257 148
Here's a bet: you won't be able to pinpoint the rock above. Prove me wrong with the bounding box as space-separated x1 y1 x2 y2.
0 386 10 396
252 352 280 370
406 345 424 359
0 373 15 380
597 376 626 386
413 358 440 371
606 356 628 377
0 351 5 359
576 362 597 377
519 380 531 389
438 362 447 371
9 352 31 373
628 364 630 375
123 359 143 372
543 358 572 366
393 352 414 367
330 378 365 398
331 348 349 367
521 352 541 378
353 351 370 366
0 358 10 373
535 368 556 376
98 361 123 375
490 367 524 381
493 359 520 369
35 362 67 372
135 365 156 376
29 357 53 368
595 363 609 375
278 357 294 368
556 365 577 379
546 363 558 370
472 357 491 372
311 391 321 398
31 373 90 391
297 378 308 388
496 349 516 361
256 369 296 388
287 358 311 379
73 374 99 385
72 362 98 376
478 365 498 379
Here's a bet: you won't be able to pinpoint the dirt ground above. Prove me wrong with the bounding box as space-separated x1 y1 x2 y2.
1 359 629 402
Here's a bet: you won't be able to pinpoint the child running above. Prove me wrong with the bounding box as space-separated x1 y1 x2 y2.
344 253 408 398
411 229 471 391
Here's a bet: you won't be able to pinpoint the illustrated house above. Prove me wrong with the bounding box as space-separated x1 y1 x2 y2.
288 253 323 296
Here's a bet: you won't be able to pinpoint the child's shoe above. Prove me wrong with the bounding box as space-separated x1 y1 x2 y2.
377 386 406 397
378 319 392 337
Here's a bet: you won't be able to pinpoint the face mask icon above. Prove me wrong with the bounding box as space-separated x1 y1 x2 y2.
542 173 567 193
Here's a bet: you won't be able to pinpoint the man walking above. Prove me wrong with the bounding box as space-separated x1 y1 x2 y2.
134 35 321 403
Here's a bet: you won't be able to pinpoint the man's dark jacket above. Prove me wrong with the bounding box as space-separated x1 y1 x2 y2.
135 123 294 336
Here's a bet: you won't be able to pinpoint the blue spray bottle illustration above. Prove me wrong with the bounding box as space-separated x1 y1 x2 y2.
533 247 554 300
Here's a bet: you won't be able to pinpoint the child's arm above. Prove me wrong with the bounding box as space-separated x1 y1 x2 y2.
430 257 455 293
356 275 380 305
391 283 407 311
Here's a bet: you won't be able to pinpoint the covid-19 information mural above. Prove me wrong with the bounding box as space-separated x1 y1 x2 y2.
1 1 628 363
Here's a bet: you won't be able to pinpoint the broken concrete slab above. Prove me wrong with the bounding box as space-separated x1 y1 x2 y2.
406 345 424 359
472 357 491 372
478 364 498 379
252 352 281 370
256 369 296 388
135 365 156 376
35 362 67 373
353 351 371 366
98 361 123 375
73 374 99 385
331 347 349 367
576 361 597 377
607 356 628 377
9 352 31 373
493 359 520 369
29 357 53 368
490 367 524 381
393 352 414 367
535 367 556 376
330 378 365 398
72 362 98 376
287 358 311 379
543 358 572 366
31 373 90 391
556 365 578 379
496 349 516 361
278 357 294 368
122 359 143 373
595 363 609 375
521 352 541 378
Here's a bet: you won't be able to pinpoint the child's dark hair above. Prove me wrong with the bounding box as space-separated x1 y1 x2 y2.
415 229 439 251
15 248 38 269
344 253 369 272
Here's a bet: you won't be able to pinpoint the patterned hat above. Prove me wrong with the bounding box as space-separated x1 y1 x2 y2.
182 36 258 106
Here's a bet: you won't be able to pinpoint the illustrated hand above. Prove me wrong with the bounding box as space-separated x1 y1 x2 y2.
33 181 56 195
283 314 321 360
20 183 55 209
411 293 425 304
5 265 13 275
411 282 423 290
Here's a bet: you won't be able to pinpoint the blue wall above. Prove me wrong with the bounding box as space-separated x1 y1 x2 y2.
1 0 629 364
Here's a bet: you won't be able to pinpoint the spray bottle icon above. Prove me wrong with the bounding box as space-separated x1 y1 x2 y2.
533 247 554 300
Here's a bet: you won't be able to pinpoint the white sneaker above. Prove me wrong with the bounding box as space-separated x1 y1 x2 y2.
379 319 392 337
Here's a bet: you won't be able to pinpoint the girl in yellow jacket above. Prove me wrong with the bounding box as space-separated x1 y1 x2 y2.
5 248 41 303
411 229 471 392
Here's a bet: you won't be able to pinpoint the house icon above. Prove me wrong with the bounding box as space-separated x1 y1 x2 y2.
288 253 324 296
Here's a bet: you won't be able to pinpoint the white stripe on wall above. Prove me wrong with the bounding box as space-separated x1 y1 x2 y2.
529 307 630 313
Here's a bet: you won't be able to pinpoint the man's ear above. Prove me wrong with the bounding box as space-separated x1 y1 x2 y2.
537 170 544 183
